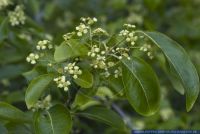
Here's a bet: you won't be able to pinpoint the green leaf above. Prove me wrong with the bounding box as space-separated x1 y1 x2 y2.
23 66 47 81
78 106 126 130
6 122 33 134
0 48 25 64
144 0 162 11
54 40 88 62
6 90 25 103
72 92 99 110
0 123 7 134
34 104 72 134
140 31 200 111
121 57 160 116
74 70 93 88
0 18 9 43
96 86 114 99
0 102 30 122
106 35 120 47
157 54 184 95
107 77 124 96
0 64 29 80
25 74 54 109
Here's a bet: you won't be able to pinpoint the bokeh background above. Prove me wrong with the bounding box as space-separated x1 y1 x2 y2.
0 0 200 133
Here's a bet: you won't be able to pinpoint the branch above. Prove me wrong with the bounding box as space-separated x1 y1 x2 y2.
111 103 133 129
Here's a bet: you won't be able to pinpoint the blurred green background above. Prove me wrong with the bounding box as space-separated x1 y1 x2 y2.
0 0 200 133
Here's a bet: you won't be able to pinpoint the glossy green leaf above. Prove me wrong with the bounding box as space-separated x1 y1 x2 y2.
78 106 126 130
34 104 72 134
157 54 184 95
121 57 160 116
140 31 200 111
74 70 93 88
54 40 88 62
0 102 30 122
25 74 54 109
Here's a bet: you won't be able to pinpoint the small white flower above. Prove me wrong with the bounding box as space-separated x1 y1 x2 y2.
0 0 12 10
94 48 100 52
92 28 108 36
124 24 136 28
26 53 39 64
54 76 71 92
114 67 122 78
64 62 82 79
126 38 131 42
91 53 96 57
101 51 105 55
36 40 52 50
131 42 135 45
118 56 122 59
63 32 75 41
8 5 26 26
93 17 97 22
76 23 88 37
129 33 134 37
64 87 69 91
69 70 74 74
119 24 138 46
73 75 78 79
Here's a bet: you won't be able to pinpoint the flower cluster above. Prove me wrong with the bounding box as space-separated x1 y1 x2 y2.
18 33 31 41
119 28 138 46
92 54 107 69
8 5 26 26
114 67 122 78
88 45 107 69
64 63 82 79
76 23 89 37
63 17 97 38
92 28 108 36
33 95 52 110
115 47 131 60
54 76 71 91
87 40 131 78
63 32 75 41
80 17 97 25
0 0 12 10
88 45 102 57
123 24 136 29
26 39 54 64
26 53 39 64
36 40 53 50
140 44 154 59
